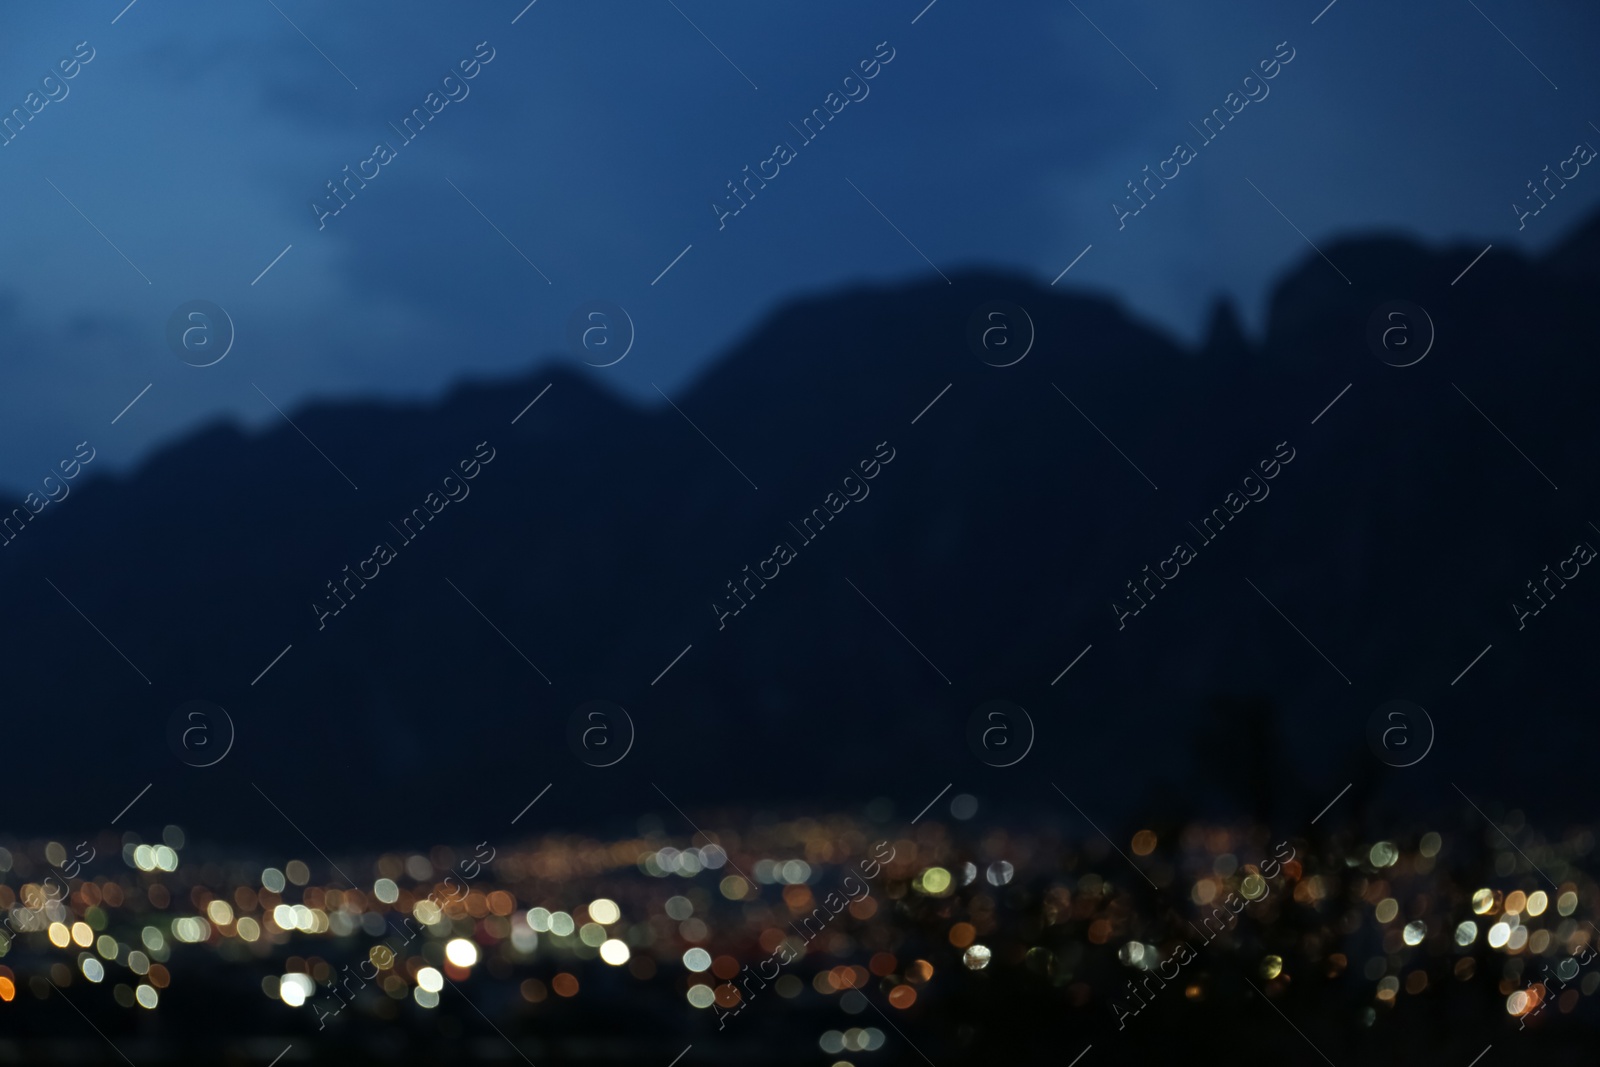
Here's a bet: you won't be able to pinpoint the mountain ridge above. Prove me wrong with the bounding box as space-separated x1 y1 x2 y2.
4 213 1598 850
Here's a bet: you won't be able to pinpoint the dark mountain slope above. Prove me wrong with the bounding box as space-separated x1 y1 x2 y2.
3 216 1597 851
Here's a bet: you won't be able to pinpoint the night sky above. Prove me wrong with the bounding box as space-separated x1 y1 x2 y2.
0 0 1597 490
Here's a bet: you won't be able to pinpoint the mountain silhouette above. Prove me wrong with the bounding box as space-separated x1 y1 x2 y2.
5 214 1597 854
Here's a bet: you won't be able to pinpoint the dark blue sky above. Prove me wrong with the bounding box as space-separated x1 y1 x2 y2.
1 0 1596 490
